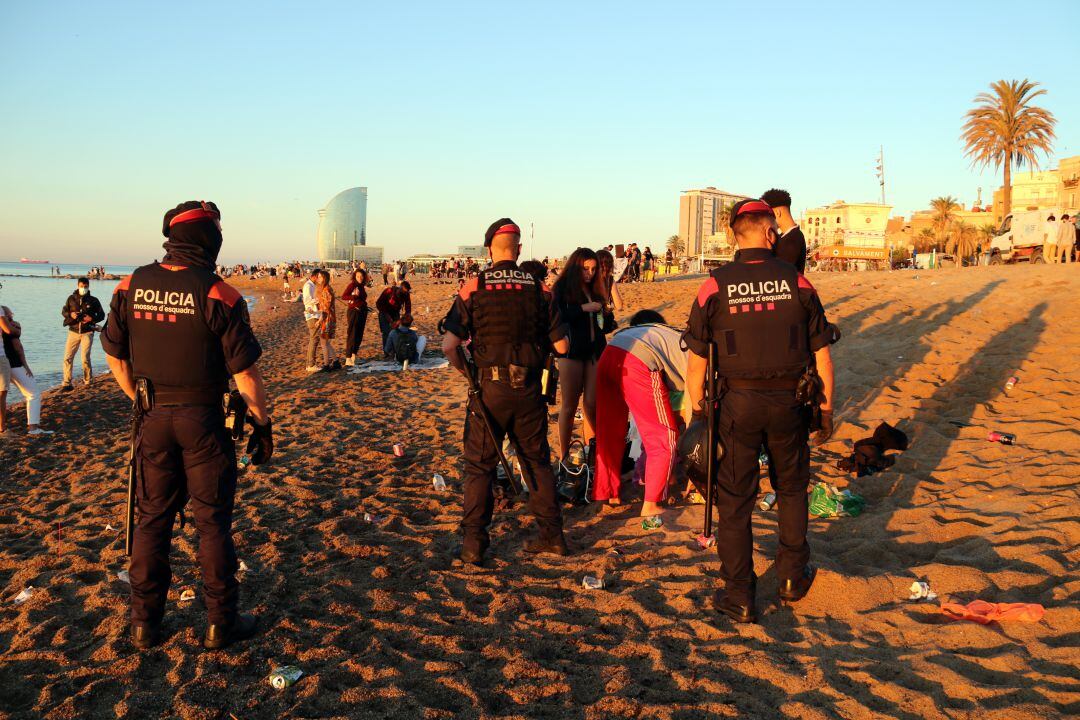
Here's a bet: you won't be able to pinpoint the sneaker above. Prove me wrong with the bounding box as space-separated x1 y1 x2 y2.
305 365 322 373
28 428 55 436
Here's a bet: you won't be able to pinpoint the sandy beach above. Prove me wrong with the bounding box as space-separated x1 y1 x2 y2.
0 264 1077 719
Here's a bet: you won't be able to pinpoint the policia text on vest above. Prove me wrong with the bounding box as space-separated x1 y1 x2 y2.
684 199 839 624
440 218 573 567
100 200 274 651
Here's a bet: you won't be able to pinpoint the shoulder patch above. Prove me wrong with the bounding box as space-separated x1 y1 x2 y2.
458 276 479 301
797 274 816 294
696 277 719 307
208 280 242 308
114 275 132 293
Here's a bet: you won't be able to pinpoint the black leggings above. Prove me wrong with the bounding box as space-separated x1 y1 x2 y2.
345 307 368 356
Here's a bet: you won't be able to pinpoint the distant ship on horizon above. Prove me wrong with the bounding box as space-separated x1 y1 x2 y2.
19 258 50 264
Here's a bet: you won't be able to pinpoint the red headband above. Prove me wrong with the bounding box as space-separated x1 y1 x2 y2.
492 223 520 238
734 200 773 218
169 204 220 228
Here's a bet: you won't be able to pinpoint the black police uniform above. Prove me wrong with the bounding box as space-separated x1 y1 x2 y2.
442 260 565 554
684 247 837 605
101 260 261 630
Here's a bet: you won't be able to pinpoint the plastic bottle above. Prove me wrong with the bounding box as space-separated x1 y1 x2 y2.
432 473 447 491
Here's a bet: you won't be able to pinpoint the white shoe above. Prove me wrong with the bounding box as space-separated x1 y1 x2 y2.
28 428 55 436
305 365 322 373
345 357 355 367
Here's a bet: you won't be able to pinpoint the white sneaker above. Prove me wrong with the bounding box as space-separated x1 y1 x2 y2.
28 428 55 436
305 365 322 373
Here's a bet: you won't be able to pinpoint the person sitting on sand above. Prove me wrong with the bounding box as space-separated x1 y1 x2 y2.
375 281 412 355
0 305 53 436
383 313 427 365
593 310 689 521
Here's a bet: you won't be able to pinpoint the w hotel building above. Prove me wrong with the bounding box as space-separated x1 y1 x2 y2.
678 187 748 256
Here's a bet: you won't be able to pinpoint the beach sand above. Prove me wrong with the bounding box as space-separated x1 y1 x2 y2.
0 265 1077 719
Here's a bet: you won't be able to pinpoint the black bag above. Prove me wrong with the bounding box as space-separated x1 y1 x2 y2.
394 332 418 363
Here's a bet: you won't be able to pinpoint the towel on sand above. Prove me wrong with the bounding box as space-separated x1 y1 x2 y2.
349 357 449 374
940 600 1045 625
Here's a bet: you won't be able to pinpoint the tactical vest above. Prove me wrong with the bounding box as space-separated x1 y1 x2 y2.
708 258 810 380
470 264 548 368
125 263 229 400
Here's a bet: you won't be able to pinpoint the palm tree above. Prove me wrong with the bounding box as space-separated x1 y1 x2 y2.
916 227 936 253
666 234 684 256
930 195 961 244
961 79 1056 218
947 222 979 265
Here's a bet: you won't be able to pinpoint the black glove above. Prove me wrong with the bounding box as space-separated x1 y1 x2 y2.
814 409 834 445
246 417 274 465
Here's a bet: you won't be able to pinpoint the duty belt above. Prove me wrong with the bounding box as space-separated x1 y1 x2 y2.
154 386 228 407
726 377 799 391
479 366 541 383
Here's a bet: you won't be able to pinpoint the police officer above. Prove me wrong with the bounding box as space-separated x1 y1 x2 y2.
441 218 570 565
683 198 838 623
101 201 274 650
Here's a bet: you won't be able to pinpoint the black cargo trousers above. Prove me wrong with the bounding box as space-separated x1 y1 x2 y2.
461 376 562 549
715 389 811 603
130 404 239 628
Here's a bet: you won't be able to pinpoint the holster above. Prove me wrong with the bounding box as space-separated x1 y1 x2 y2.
508 364 529 390
223 390 248 441
796 366 824 431
540 355 559 405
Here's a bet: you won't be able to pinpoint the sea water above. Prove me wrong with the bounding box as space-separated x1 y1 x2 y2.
0 262 133 397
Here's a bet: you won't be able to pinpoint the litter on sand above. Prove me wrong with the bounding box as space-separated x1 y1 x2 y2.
238 560 253 574
809 483 866 518
908 581 938 602
179 588 196 602
581 576 604 590
117 570 130 584
695 533 716 550
12 587 34 605
269 665 304 689
940 599 1045 624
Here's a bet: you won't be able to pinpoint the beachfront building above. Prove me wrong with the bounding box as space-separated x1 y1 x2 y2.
457 245 487 259
351 245 383 267
988 155 1080 222
802 201 892 267
317 187 368 263
678 187 748 257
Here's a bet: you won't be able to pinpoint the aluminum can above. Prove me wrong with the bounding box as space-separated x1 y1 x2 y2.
392 443 405 457
695 533 716 550
1005 375 1019 390
987 431 1016 445
269 665 303 690
581 576 604 590
758 492 777 511
641 516 664 530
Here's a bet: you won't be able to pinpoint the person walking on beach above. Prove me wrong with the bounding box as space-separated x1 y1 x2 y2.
341 268 370 366
100 200 273 651
0 305 53 436
442 217 571 565
1056 215 1073 264
552 248 615 470
683 198 839 624
302 269 323 372
60 277 105 391
315 269 340 370
593 310 690 521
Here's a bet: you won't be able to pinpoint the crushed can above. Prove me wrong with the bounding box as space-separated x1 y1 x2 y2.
1005 375 1019 390
392 443 405 457
695 533 716 550
269 665 304 690
758 492 777 511
581 576 604 590
987 431 1016 445
641 516 663 531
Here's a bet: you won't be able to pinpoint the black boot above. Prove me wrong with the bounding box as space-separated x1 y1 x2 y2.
524 533 571 556
203 613 258 650
130 623 161 650
711 588 757 624
779 565 817 603
459 537 489 566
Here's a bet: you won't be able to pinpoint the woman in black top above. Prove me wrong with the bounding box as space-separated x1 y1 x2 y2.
552 248 615 465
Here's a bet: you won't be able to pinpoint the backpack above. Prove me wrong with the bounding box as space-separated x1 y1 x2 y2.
395 331 418 363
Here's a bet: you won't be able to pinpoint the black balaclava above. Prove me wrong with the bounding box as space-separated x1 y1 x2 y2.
161 200 223 269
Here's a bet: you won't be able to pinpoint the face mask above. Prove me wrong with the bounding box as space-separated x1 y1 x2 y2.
78 287 89 296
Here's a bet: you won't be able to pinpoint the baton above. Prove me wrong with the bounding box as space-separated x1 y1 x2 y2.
125 401 138 556
456 347 529 496
703 341 717 540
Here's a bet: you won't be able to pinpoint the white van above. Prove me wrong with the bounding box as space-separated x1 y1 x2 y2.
988 208 1074 264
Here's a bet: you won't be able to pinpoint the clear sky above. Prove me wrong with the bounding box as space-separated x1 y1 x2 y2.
1 0 1077 264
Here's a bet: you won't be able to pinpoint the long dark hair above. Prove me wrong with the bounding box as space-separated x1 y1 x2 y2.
353 268 369 286
553 248 607 305
596 249 616 295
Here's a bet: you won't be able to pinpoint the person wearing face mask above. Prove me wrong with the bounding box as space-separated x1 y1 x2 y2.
683 199 840 624
100 200 273 651
60 277 105 391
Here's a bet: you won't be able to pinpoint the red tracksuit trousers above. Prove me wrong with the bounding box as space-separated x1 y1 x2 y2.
594 346 679 503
